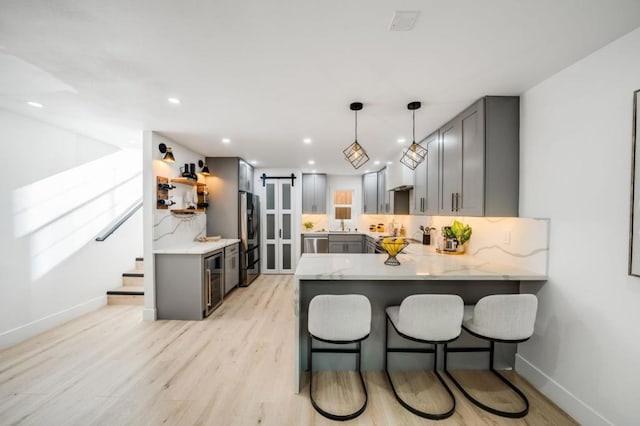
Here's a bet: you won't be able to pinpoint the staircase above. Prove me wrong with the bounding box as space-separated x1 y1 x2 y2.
107 257 144 305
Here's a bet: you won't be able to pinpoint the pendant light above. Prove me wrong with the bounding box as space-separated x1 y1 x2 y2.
343 102 370 169
400 101 427 170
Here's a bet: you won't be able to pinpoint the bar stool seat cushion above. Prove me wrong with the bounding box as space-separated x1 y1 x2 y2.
386 294 463 341
463 294 538 341
308 294 371 341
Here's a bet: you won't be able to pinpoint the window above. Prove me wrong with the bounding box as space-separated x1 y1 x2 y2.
333 190 352 219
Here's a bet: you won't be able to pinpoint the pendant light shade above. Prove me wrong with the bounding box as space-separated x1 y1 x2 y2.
400 101 427 170
343 102 370 169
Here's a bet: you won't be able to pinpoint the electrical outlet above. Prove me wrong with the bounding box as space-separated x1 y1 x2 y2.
503 231 511 245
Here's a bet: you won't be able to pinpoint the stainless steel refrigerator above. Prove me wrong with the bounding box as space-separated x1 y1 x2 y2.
239 192 260 286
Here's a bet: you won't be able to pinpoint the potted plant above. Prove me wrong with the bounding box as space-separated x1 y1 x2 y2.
450 220 472 252
303 221 314 231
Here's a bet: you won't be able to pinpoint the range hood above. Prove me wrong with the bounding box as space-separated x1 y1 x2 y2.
386 162 413 191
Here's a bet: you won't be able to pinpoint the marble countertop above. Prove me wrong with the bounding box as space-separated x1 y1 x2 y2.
153 239 241 255
295 243 546 281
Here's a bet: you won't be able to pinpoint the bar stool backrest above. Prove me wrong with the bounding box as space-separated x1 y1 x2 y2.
398 294 464 341
308 294 371 341
468 294 538 341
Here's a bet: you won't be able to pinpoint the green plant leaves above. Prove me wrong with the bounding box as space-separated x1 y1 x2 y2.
451 220 472 245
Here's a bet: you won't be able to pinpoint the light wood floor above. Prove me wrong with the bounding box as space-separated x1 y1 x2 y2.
0 275 576 425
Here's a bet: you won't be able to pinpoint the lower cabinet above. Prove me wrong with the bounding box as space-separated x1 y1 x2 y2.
365 236 377 253
328 235 364 253
224 243 239 294
155 249 224 320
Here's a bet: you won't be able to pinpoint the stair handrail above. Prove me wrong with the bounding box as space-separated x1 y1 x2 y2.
95 199 143 241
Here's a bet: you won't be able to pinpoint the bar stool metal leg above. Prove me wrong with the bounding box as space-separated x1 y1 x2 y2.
309 333 368 421
444 340 530 418
385 316 457 420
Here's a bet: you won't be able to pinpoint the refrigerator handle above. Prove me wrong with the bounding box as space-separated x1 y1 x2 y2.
279 229 282 238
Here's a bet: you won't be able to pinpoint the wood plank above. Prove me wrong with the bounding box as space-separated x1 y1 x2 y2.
0 275 577 425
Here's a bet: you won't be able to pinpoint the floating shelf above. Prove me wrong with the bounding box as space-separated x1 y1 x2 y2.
171 177 199 186
170 209 205 214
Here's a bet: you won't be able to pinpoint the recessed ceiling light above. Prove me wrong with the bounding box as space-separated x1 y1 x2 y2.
364 169 370 173
303 138 312 144
308 160 315 165
250 160 257 165
397 138 406 144
222 138 231 144
167 97 181 104
27 101 43 108
311 169 317 173
374 160 380 165
387 161 393 165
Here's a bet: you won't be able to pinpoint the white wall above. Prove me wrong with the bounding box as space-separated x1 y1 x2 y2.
0 109 143 348
517 28 640 425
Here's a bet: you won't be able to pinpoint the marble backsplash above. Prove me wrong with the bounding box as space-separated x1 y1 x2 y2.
424 216 549 276
153 211 206 249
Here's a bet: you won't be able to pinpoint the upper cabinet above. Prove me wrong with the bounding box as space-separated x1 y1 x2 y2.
302 173 327 214
425 132 440 216
412 131 439 216
362 172 378 214
377 168 391 214
439 96 519 217
238 160 254 193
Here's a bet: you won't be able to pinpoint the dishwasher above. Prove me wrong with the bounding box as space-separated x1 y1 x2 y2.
303 236 329 253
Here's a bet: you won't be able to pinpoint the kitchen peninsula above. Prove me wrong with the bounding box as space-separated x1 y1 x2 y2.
293 243 548 392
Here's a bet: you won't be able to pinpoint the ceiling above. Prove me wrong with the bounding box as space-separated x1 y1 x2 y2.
1 1 640 174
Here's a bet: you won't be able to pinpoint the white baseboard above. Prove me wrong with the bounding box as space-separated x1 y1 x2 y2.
0 295 107 350
143 307 157 321
515 354 612 426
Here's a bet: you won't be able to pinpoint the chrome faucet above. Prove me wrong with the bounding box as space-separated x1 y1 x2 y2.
340 219 345 232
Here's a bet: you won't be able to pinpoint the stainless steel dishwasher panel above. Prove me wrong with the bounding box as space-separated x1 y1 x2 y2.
303 236 329 253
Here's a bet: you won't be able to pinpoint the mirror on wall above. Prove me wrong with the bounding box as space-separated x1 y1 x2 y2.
629 89 640 276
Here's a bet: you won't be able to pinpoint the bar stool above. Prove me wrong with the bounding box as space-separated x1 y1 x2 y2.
385 294 464 420
444 294 538 418
308 294 371 421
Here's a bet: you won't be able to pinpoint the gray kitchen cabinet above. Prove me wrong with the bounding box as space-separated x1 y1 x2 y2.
205 156 253 238
302 173 327 214
377 168 392 214
155 250 224 321
439 96 519 217
362 172 378 214
328 234 364 253
365 236 377 253
425 134 440 216
224 243 239 294
412 131 438 216
238 159 253 193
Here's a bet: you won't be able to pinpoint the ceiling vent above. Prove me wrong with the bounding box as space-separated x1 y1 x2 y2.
389 11 420 31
